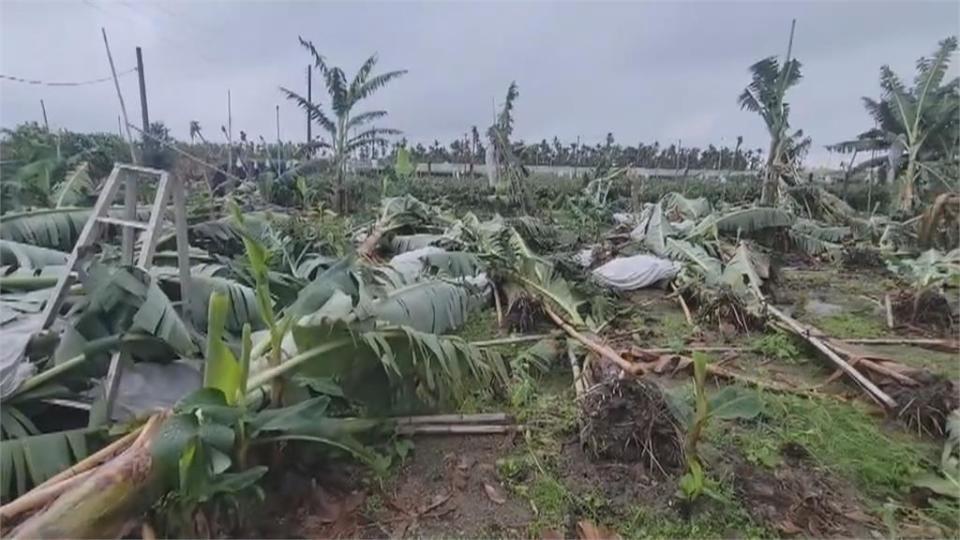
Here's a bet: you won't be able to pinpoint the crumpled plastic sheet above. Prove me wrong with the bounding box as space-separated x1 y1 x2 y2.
591 254 681 291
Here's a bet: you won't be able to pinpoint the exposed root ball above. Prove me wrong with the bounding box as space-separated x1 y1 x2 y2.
892 289 957 332
889 374 959 438
506 296 543 333
580 378 684 474
840 246 886 270
690 288 766 333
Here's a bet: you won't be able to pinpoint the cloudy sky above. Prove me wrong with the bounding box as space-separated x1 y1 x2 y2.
1 0 957 166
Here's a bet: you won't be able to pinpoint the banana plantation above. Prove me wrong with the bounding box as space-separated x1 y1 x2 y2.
0 30 958 540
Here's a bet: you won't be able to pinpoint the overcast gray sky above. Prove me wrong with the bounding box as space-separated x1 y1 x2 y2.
1 0 957 166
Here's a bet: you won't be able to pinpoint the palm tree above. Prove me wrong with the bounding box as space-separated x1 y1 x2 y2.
282 37 406 212
828 36 959 212
189 120 206 144
738 20 802 206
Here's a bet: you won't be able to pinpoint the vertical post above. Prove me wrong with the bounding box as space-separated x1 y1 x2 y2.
117 116 122 137
226 89 233 181
135 46 150 141
101 27 137 164
306 65 312 145
276 104 281 143
40 99 49 130
172 174 193 322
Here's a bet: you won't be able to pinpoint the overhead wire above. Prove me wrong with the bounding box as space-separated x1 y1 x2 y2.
0 68 138 87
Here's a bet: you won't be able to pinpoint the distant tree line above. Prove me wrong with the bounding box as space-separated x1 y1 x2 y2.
354 132 763 172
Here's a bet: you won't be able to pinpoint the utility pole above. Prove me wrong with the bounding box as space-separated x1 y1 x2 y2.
40 99 49 130
276 104 280 143
306 65 312 145
135 47 150 138
101 27 137 164
226 89 233 177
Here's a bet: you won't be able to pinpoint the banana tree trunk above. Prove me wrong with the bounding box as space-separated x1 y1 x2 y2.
897 147 919 213
7 414 167 539
760 137 781 206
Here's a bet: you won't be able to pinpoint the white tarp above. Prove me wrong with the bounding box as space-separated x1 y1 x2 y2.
592 254 680 291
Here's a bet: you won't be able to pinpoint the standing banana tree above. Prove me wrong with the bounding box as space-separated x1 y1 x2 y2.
738 19 802 206
828 37 959 213
281 37 406 213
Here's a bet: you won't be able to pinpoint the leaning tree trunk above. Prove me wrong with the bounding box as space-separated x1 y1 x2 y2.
5 414 167 539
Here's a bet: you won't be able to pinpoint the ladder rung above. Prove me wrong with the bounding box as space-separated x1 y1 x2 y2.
96 216 150 230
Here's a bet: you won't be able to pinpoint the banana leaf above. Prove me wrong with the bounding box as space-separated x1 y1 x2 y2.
56 264 196 368
721 242 768 298
641 203 677 255
372 280 471 334
714 207 795 235
663 238 722 280
53 162 93 208
660 192 712 221
390 234 443 254
0 206 156 252
0 240 68 270
0 426 102 501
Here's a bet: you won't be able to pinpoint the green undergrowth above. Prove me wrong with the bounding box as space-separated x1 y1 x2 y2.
710 390 935 499
499 361 771 537
815 312 889 338
621 501 770 539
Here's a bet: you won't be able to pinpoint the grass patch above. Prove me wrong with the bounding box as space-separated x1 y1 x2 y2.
457 308 500 342
621 505 771 539
713 391 935 498
658 312 693 349
815 312 888 338
749 331 802 362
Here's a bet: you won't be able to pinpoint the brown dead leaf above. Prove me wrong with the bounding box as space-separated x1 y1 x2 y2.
483 482 507 504
541 529 565 540
576 520 620 540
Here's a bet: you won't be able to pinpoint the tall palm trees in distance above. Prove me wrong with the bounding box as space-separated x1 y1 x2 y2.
282 36 406 212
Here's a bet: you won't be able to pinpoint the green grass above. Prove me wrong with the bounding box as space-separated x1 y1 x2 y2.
749 331 803 363
815 312 888 338
621 505 771 539
658 312 693 349
712 391 935 499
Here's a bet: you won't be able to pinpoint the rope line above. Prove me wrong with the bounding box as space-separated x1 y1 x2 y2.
0 68 138 87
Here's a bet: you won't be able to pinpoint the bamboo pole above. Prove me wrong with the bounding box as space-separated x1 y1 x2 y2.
392 413 509 425
543 305 645 375
470 334 552 347
396 424 523 435
767 305 897 408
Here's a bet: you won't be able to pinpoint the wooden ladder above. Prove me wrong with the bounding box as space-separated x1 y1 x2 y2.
38 163 193 419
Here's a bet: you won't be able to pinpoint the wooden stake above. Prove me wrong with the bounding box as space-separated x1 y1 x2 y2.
671 283 694 325
884 294 895 329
